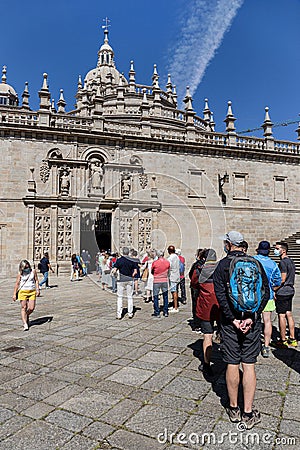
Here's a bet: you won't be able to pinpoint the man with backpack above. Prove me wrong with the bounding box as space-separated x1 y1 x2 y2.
213 231 269 430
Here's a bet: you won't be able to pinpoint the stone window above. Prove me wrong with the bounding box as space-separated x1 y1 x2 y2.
233 173 248 200
274 176 288 202
188 170 205 198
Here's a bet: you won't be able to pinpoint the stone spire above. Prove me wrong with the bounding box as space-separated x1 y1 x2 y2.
1 65 7 83
224 101 236 132
97 20 115 68
166 74 174 103
128 60 136 93
210 111 215 132
296 122 300 141
203 98 212 123
21 81 30 110
172 85 177 107
152 64 159 89
50 98 57 113
262 106 274 150
57 89 66 113
183 86 194 113
38 73 51 110
262 106 273 137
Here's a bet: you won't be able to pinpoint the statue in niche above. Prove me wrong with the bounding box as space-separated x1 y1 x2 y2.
121 173 131 199
90 160 103 190
60 168 70 196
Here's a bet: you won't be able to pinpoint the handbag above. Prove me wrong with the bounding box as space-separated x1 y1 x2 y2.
104 269 111 275
141 266 149 282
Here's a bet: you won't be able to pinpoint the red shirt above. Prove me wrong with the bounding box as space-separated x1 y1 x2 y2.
191 262 219 322
178 255 185 279
151 258 170 283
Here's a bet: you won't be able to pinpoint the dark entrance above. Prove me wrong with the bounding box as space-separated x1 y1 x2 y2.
95 212 112 252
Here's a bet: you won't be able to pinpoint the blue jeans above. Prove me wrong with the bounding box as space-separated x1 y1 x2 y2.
39 271 49 287
111 275 117 293
153 282 169 316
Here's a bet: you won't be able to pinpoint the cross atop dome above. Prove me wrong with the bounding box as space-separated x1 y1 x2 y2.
102 17 111 44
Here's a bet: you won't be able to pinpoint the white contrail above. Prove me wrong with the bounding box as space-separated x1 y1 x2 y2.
168 0 244 102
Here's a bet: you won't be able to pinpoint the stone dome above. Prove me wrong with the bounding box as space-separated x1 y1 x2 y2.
0 66 18 106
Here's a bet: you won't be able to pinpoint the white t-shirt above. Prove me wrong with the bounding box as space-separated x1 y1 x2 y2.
20 270 36 290
168 253 180 283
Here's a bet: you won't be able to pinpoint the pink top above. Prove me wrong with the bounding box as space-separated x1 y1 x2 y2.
151 258 170 283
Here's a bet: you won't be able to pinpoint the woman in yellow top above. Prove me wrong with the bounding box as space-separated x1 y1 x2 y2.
13 260 40 331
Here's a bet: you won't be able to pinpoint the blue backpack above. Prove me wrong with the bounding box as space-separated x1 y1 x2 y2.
228 255 265 315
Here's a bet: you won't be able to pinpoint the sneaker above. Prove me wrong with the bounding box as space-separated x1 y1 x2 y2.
116 316 122 320
241 409 261 429
169 308 179 313
163 313 169 317
261 345 270 358
287 338 298 347
128 314 133 319
271 339 288 349
23 323 29 331
151 313 160 318
225 406 242 423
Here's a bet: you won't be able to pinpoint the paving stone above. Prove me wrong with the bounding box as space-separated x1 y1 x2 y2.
48 368 83 383
90 363 124 379
22 401 55 419
162 376 210 400
99 399 143 425
141 366 181 391
107 366 154 386
138 350 178 366
44 384 85 406
0 419 73 450
279 419 300 437
13 376 69 401
62 358 105 375
282 394 300 421
0 414 33 441
149 392 196 412
45 409 93 432
0 406 15 423
0 392 35 412
60 434 99 449
82 420 116 441
107 429 167 450
60 388 122 418
125 404 188 439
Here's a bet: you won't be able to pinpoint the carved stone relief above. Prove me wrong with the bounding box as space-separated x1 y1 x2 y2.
57 214 72 261
40 161 50 183
34 208 50 260
121 173 131 199
138 214 152 253
119 212 133 248
139 173 148 189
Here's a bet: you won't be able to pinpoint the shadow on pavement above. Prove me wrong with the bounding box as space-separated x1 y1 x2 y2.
29 316 53 327
272 347 300 373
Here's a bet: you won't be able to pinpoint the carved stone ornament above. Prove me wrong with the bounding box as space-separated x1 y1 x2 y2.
40 161 50 183
130 155 142 165
139 173 148 189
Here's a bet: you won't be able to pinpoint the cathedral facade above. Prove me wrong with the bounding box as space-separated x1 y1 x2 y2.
0 28 300 276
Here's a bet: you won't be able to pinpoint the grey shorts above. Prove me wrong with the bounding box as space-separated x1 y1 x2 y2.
220 320 262 364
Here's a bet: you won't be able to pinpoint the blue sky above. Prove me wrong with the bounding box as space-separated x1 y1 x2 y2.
2 0 300 141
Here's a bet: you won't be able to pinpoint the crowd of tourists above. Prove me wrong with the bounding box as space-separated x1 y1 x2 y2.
12 230 298 430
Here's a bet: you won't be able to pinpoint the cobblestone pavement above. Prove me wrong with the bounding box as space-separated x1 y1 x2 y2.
0 273 299 450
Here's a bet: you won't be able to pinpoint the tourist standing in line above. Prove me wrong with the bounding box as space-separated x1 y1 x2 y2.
151 250 170 317
110 253 118 293
100 253 111 290
130 249 141 295
213 231 269 429
13 260 40 331
273 241 298 348
176 249 187 304
189 248 205 332
191 248 219 377
167 245 180 313
142 249 156 303
254 241 281 357
70 253 79 281
39 252 54 289
113 247 138 319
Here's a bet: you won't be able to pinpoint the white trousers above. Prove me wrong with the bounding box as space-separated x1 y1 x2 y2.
117 280 134 317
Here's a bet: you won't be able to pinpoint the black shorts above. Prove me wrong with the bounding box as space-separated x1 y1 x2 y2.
200 320 214 334
220 320 262 364
276 295 293 314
